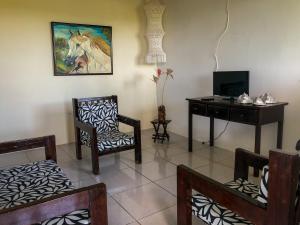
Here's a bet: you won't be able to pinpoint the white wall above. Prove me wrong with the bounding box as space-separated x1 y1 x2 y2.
0 0 157 145
163 0 300 154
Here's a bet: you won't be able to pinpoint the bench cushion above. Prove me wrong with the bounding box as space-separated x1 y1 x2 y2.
192 179 258 225
0 160 73 209
40 209 90 225
81 130 135 152
225 178 259 199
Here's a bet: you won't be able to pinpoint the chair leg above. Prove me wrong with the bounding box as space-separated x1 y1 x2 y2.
75 128 82 160
76 144 82 160
134 124 142 164
135 145 142 164
91 142 100 175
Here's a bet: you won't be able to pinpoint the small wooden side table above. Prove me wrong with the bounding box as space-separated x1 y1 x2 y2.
151 119 171 143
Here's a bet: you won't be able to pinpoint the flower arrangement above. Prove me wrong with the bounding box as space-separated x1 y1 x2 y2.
152 68 174 122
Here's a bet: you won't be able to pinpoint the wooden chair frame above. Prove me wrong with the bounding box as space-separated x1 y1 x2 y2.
0 135 108 225
177 148 300 225
73 95 142 174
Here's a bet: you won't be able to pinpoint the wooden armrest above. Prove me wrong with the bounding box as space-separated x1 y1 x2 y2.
0 135 57 162
0 183 108 225
75 119 96 135
177 165 266 225
234 148 269 180
117 114 140 127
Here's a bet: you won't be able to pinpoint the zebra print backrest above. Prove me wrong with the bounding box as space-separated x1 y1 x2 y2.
257 165 269 204
257 164 300 206
77 96 119 133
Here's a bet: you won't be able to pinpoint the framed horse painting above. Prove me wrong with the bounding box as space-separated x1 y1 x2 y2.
51 22 113 76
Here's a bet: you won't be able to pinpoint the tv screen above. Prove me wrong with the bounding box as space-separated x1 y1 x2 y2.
213 71 249 97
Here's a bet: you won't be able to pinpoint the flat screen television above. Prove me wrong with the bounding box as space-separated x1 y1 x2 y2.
213 71 249 98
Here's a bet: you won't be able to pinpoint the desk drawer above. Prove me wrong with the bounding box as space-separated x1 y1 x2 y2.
207 106 229 120
230 108 258 124
190 103 206 116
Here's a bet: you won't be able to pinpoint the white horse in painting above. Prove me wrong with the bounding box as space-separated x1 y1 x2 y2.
65 31 112 74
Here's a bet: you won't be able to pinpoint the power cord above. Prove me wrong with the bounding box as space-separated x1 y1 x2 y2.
201 121 230 145
201 0 231 144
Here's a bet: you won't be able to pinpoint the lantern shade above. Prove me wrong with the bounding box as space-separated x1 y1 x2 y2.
144 0 167 64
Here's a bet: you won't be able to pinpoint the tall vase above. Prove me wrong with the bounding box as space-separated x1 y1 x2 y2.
158 105 166 123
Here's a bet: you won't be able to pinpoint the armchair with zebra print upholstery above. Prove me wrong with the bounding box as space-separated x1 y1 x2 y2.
177 149 300 225
73 95 142 174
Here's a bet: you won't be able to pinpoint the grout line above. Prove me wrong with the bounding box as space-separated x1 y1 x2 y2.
137 204 177 221
153 181 177 198
111 180 177 224
109 180 152 197
111 194 142 225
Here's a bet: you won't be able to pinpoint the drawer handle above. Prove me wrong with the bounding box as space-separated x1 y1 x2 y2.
215 111 219 114
240 114 244 118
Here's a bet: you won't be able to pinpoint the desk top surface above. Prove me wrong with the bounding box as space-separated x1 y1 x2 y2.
186 97 288 109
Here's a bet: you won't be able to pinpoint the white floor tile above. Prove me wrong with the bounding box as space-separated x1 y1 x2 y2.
133 159 177 181
108 197 135 225
167 152 209 169
155 175 177 196
139 206 177 225
113 183 176 220
120 150 158 167
92 167 151 195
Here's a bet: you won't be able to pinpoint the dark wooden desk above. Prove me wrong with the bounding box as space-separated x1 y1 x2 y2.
187 97 288 158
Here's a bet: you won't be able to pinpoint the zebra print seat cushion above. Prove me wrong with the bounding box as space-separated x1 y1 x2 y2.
192 179 259 225
81 130 135 152
0 160 74 209
39 209 90 225
225 178 259 199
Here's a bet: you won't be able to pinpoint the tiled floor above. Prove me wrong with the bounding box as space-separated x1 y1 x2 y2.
0 129 260 225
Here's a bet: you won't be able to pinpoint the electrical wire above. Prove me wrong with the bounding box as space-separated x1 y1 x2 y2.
201 121 230 145
214 120 230 141
214 0 231 71
200 0 232 145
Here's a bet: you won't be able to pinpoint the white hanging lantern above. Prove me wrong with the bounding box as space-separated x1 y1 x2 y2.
144 0 167 64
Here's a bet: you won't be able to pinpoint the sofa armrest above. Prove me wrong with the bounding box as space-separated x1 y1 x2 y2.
234 148 269 180
0 135 57 162
177 165 266 225
0 183 108 225
117 114 140 127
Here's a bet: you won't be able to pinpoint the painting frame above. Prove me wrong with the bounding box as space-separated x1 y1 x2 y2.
51 22 113 76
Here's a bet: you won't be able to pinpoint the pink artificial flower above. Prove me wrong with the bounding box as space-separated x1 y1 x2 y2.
157 68 162 76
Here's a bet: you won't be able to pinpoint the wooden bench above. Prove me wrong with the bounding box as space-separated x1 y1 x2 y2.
177 148 300 225
0 135 108 225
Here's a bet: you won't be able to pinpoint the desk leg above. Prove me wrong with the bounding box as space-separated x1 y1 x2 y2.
188 108 193 152
254 125 261 177
210 117 214 147
277 120 283 149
